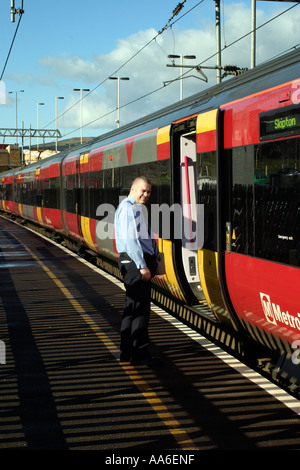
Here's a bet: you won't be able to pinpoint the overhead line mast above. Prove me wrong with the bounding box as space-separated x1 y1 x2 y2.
10 0 24 23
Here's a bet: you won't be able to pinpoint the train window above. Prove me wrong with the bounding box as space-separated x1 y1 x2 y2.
254 137 300 266
36 179 42 207
116 160 170 206
65 174 76 214
14 182 21 204
48 177 60 209
81 160 171 223
28 181 34 206
0 184 4 201
157 160 171 206
42 179 50 207
118 161 171 237
97 169 118 209
79 172 89 217
0 183 13 202
230 137 300 267
7 184 12 201
89 171 103 219
231 146 254 256
119 166 140 196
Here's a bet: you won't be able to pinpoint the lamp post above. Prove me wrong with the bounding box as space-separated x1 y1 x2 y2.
55 96 64 152
8 89 24 144
109 76 130 128
73 88 90 143
167 55 196 99
37 102 44 150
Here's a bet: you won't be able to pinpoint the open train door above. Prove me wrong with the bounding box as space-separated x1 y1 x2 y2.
179 131 205 302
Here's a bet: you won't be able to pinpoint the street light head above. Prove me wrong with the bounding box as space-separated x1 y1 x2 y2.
109 76 129 81
168 54 180 59
184 55 196 59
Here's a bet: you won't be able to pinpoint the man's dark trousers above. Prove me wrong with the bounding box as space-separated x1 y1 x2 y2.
118 254 152 359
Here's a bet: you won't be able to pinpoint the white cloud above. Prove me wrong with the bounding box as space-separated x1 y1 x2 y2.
222 2 300 65
40 3 300 136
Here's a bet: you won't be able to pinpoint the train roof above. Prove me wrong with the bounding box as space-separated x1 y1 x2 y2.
0 150 68 177
2 47 299 177
86 47 300 148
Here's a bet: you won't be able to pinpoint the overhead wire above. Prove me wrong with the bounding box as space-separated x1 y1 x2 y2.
41 0 205 137
42 0 299 141
0 1 24 81
64 1 299 139
41 1 193 134
192 0 299 71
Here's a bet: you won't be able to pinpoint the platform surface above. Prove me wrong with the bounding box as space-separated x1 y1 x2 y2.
1 216 300 453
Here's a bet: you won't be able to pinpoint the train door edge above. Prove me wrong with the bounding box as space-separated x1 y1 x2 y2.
216 108 246 332
172 119 206 304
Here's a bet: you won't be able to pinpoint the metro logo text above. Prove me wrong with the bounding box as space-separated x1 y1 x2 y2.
260 292 300 331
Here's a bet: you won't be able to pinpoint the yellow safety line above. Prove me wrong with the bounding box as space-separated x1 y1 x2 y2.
16 238 198 450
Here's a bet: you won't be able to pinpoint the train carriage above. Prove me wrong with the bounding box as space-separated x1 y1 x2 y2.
220 81 300 353
1 47 299 382
1 154 64 232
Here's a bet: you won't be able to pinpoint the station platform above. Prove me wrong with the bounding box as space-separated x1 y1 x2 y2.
1 215 300 454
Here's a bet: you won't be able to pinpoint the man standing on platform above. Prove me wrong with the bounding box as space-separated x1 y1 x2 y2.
114 176 159 364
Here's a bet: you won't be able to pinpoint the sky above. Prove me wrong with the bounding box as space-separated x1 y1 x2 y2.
0 0 299 148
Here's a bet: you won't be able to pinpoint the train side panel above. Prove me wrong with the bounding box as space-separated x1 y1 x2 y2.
38 160 64 232
0 49 299 364
61 128 188 301
221 79 300 353
61 152 82 243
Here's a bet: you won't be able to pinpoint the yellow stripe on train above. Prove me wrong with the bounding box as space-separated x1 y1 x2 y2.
80 216 96 252
80 153 89 165
196 109 217 133
36 206 43 225
160 239 186 302
198 248 229 324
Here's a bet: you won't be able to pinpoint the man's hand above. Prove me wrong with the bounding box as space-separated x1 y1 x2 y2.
140 267 151 281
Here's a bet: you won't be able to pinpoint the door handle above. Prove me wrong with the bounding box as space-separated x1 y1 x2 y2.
226 221 231 254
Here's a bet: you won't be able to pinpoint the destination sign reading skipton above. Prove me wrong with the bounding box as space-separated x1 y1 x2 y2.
260 104 300 140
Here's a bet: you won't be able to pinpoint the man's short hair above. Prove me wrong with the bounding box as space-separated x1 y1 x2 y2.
131 176 151 187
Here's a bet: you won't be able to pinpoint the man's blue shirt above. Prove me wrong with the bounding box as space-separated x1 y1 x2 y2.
114 195 158 269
